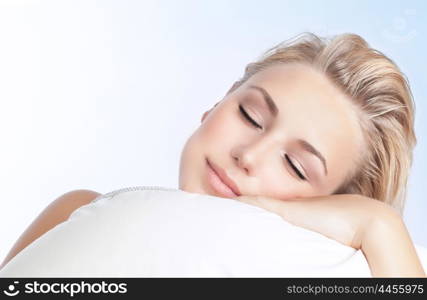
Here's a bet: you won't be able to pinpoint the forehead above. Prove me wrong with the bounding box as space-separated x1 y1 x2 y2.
242 63 364 188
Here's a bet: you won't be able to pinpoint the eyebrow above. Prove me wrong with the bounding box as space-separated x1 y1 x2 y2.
248 84 328 177
297 139 328 177
248 85 278 117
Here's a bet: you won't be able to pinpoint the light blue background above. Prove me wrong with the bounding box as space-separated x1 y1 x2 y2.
0 0 425 263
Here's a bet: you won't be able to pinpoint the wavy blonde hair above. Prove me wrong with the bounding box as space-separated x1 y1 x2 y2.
227 32 417 215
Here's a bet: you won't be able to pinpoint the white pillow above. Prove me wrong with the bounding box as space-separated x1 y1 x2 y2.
0 186 426 277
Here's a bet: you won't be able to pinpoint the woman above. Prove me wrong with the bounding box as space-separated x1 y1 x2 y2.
1 32 425 277
179 32 425 277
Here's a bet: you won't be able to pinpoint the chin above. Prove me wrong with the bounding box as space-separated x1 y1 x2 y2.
179 184 209 197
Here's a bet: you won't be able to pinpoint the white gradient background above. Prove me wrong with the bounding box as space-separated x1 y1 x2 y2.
0 0 425 263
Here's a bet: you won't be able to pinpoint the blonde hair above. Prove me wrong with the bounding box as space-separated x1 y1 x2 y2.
227 32 417 215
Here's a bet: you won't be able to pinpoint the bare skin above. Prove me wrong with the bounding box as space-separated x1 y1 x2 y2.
1 64 423 277
178 63 425 277
179 63 364 200
0 189 100 270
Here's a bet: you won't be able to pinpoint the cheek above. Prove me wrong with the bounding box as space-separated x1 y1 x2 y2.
258 174 300 200
179 108 236 170
256 164 320 200
198 108 240 147
178 132 206 191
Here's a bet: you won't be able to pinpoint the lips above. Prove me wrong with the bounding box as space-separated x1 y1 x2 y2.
206 158 241 197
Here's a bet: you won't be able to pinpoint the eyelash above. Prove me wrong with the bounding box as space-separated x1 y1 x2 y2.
238 104 307 181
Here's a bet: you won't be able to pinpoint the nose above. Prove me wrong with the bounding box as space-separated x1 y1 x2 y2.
231 137 276 176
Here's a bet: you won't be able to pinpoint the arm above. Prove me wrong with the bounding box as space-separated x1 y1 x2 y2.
234 193 426 277
361 213 425 277
0 189 101 270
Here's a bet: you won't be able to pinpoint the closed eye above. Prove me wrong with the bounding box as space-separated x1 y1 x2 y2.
238 104 307 181
284 153 307 181
239 104 263 129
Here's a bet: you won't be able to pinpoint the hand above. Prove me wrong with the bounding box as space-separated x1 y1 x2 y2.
233 193 400 249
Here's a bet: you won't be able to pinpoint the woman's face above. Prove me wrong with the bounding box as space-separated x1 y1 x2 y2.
179 63 365 200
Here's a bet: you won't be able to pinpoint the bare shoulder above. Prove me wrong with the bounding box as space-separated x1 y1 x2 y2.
54 189 102 209
0 189 101 270
41 189 102 220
